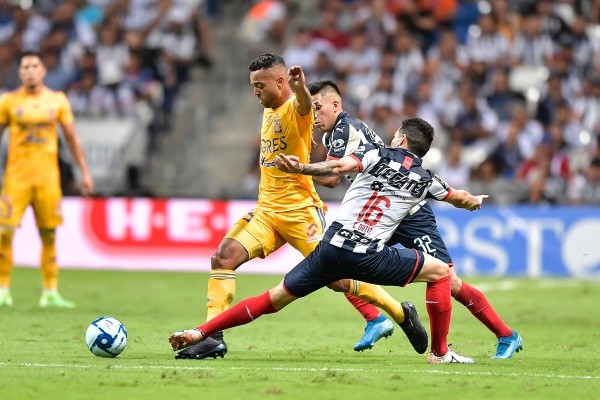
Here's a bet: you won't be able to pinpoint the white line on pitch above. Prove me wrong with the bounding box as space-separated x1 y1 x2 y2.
0 362 597 380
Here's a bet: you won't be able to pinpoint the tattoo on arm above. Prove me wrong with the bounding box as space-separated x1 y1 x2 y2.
299 160 338 176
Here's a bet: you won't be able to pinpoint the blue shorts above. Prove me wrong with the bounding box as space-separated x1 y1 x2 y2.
387 202 453 265
283 241 425 298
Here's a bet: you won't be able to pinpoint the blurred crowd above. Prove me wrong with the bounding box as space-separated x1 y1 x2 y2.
240 0 600 205
0 0 216 152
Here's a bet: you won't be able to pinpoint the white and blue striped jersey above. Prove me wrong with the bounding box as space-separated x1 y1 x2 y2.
323 111 386 160
323 144 452 253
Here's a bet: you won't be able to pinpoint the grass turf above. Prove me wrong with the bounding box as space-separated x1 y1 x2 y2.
1 268 599 399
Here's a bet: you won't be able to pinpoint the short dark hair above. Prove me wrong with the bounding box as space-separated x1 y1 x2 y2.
398 117 434 157
308 80 341 96
19 50 43 65
248 53 285 71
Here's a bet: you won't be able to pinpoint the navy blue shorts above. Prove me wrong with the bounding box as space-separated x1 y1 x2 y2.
387 202 453 265
283 241 425 298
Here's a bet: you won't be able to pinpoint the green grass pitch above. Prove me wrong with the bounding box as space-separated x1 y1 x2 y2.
1 268 599 399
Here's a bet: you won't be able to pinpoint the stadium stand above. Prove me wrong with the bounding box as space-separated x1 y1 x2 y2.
1 0 598 205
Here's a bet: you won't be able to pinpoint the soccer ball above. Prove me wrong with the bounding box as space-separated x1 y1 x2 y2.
85 316 128 358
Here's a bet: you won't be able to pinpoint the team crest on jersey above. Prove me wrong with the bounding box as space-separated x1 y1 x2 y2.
306 223 322 243
16 107 23 117
274 116 282 134
332 138 345 151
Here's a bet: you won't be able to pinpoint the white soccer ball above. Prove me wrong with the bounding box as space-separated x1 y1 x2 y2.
85 316 128 358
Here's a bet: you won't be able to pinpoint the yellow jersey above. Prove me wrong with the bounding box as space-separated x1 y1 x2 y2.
257 96 325 212
0 87 73 187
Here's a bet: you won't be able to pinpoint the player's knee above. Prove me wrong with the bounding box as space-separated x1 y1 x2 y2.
0 229 15 244
421 256 450 282
210 243 247 271
326 280 348 292
449 269 463 296
39 229 56 246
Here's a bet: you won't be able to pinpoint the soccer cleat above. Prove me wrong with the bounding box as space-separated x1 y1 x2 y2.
175 331 227 360
354 315 394 352
0 289 13 307
399 301 428 354
492 331 523 359
426 348 475 364
39 292 76 308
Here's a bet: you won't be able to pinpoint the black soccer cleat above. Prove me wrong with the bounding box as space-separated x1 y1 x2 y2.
399 301 429 354
175 331 227 360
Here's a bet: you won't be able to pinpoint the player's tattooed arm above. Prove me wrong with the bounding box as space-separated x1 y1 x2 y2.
275 154 359 176
299 160 338 176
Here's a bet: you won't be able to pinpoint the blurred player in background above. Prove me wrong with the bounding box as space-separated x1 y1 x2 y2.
176 53 427 360
170 117 487 364
0 51 94 308
308 80 522 359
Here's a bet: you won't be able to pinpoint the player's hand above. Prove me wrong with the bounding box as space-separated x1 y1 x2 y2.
79 173 94 196
468 194 489 211
275 154 302 173
287 66 306 92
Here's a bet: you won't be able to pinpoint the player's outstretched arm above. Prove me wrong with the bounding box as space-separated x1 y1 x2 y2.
275 154 359 176
288 66 312 116
444 188 488 211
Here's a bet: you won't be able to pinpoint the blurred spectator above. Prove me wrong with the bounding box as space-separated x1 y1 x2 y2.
283 25 333 78
0 41 18 91
352 0 397 48
239 0 287 51
536 72 566 127
43 49 74 91
391 27 424 96
485 68 526 123
311 2 351 50
568 157 600 205
425 29 468 113
449 79 499 156
437 139 471 189
493 104 544 177
510 13 554 67
469 157 519 204
465 13 510 68
334 25 380 102
515 137 570 204
490 0 520 43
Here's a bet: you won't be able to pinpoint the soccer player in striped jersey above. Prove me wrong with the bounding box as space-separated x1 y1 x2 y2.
308 80 521 359
170 117 486 364
0 51 94 308
176 54 427 360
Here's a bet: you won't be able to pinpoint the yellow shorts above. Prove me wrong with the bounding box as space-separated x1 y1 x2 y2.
0 181 63 230
226 206 326 259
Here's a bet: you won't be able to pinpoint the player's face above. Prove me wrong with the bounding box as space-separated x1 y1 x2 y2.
19 55 46 88
312 93 338 132
250 69 281 109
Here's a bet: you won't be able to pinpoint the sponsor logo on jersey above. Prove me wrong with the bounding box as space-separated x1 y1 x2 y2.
306 223 322 243
274 116 282 135
371 163 428 196
332 138 345 151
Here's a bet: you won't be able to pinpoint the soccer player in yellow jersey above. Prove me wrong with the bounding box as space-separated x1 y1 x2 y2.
0 51 93 308
176 53 427 360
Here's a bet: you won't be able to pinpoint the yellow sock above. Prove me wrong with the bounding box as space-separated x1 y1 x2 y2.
206 269 236 321
40 231 58 291
348 280 405 324
0 230 14 288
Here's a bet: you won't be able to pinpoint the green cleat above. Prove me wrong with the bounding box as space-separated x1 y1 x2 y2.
0 289 13 307
39 292 76 308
